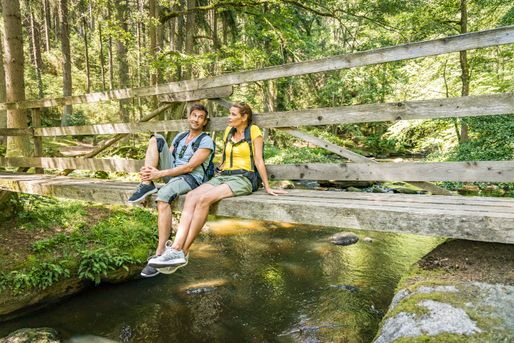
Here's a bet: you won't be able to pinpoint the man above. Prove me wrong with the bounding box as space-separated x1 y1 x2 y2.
128 104 214 277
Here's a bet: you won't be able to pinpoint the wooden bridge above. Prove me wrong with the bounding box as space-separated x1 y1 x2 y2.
1 26 514 244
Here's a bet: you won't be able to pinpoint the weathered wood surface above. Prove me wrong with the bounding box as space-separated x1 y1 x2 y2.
0 173 512 244
0 128 33 136
2 158 513 182
157 85 233 103
1 26 513 110
33 93 514 137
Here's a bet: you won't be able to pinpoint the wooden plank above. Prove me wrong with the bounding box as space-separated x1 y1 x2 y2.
31 108 43 174
33 93 514 137
0 173 512 244
267 161 514 182
157 85 233 103
2 26 514 110
1 158 514 183
0 128 33 136
281 128 452 195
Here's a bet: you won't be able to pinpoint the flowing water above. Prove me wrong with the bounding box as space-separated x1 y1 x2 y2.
0 220 441 342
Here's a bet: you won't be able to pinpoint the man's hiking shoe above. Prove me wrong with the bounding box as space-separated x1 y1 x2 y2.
148 243 187 267
157 254 189 274
128 182 157 203
140 264 160 278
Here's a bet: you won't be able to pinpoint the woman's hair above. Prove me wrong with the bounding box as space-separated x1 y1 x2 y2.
231 102 253 126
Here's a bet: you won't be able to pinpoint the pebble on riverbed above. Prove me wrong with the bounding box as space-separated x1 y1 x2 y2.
0 328 60 343
330 232 359 246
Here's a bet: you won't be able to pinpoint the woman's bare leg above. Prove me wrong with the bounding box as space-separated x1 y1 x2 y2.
174 184 234 254
171 183 215 250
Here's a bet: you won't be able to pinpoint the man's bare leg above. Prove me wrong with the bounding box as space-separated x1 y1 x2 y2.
142 136 159 184
156 201 173 256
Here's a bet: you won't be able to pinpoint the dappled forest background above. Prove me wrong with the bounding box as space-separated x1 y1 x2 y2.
0 0 513 169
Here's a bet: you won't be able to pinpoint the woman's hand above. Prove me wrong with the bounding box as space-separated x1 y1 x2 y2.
265 187 288 196
140 166 162 182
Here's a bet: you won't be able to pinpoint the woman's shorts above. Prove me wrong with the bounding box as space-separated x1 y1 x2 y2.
207 175 253 196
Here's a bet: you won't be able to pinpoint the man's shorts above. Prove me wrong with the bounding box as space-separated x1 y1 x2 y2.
207 175 253 196
152 134 194 204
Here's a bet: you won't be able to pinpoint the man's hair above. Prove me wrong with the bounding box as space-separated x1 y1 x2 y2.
189 104 209 117
189 104 209 128
231 102 253 126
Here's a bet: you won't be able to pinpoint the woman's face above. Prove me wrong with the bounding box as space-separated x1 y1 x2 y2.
228 106 247 127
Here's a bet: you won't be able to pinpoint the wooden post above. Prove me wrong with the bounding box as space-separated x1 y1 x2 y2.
31 108 43 173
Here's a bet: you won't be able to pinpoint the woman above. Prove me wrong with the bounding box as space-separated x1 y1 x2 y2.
148 102 287 270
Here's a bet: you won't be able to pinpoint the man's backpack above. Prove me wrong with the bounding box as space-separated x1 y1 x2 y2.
221 126 263 191
172 131 215 182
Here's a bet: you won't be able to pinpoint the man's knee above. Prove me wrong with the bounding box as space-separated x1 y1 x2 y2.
150 134 166 153
157 200 170 211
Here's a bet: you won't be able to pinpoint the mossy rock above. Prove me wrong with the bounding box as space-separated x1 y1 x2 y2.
0 327 60 343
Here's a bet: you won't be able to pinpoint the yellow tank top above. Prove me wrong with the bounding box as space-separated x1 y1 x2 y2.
222 125 262 171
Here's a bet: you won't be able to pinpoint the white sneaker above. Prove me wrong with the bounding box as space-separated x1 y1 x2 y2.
157 254 189 274
148 241 187 267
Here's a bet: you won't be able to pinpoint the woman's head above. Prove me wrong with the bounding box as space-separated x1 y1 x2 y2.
228 102 253 128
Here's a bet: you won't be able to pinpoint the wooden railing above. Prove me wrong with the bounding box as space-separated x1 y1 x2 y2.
1 26 514 188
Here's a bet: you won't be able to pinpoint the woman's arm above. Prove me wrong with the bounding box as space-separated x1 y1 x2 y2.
252 135 287 196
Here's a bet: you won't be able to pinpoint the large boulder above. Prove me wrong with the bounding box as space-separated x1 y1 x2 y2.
0 328 60 343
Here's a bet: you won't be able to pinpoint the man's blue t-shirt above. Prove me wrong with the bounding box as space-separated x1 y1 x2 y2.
171 132 214 184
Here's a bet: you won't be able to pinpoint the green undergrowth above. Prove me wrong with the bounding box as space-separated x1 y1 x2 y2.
0 194 157 295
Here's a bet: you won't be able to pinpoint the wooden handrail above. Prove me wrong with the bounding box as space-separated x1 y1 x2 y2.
29 93 514 137
2 157 514 183
0 25 513 110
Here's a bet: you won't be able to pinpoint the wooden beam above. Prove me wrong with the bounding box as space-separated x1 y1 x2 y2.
33 93 514 137
281 128 453 195
2 158 513 183
31 108 43 174
2 26 513 110
0 173 512 244
157 85 233 103
0 128 33 136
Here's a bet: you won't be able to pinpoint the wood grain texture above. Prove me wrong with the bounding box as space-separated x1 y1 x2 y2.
0 172 512 243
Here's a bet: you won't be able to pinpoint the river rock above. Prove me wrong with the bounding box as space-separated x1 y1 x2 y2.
363 237 373 243
330 232 359 246
0 328 60 343
458 184 480 196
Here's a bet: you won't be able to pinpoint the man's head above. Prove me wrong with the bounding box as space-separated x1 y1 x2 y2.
188 104 209 131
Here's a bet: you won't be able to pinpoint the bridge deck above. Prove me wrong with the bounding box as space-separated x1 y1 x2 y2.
1 172 513 244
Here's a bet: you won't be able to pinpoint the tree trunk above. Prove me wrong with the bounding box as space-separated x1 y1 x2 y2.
459 0 469 142
42 0 51 52
183 0 196 79
82 15 91 93
149 0 158 109
0 27 6 145
98 22 106 91
107 2 114 90
59 0 72 126
1 0 31 157
29 0 44 99
116 0 130 122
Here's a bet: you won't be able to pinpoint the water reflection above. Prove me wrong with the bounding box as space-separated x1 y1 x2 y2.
0 220 441 342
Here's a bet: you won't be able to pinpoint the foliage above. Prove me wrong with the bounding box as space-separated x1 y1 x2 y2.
1 194 157 294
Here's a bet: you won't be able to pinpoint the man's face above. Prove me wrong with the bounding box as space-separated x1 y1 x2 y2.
188 109 208 130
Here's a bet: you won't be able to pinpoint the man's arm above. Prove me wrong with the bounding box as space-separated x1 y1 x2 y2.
140 148 211 181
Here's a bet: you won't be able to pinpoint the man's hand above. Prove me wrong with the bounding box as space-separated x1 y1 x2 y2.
140 166 162 182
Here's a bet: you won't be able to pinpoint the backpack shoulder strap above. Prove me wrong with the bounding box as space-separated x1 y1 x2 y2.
191 132 208 152
244 126 256 172
221 127 236 165
171 131 189 158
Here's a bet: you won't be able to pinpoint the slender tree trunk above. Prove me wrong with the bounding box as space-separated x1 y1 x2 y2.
2 0 30 157
183 0 196 79
459 0 469 142
42 0 51 52
29 0 44 99
107 2 114 90
82 16 90 93
0 28 6 145
98 22 106 91
149 0 158 109
116 0 130 122
175 1 185 79
59 0 72 126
